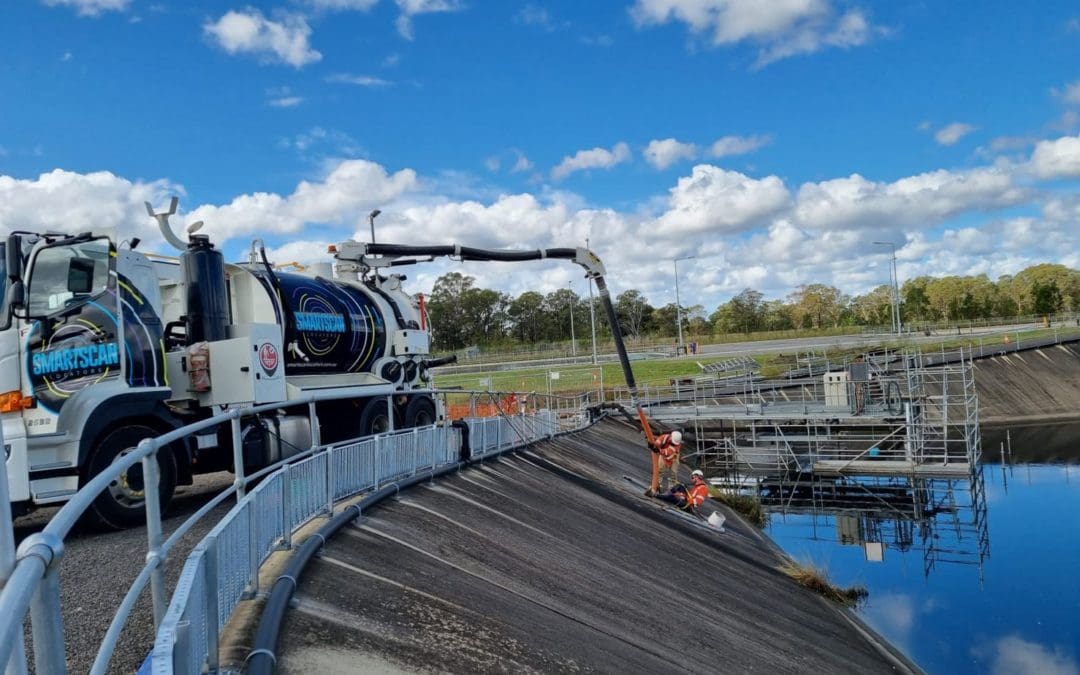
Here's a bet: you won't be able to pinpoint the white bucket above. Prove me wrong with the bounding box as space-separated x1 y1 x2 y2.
708 512 726 530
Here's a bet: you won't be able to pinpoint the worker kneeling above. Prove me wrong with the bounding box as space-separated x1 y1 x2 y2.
655 470 709 512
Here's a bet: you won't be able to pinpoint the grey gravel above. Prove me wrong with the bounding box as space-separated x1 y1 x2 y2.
13 472 234 674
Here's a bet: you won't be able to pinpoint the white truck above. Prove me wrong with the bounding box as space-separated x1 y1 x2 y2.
2 201 441 528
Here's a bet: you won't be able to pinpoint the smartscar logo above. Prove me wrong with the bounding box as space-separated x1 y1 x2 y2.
32 343 120 376
294 312 345 333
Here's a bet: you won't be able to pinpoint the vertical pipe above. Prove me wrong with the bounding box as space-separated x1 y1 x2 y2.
141 441 167 630
0 421 30 675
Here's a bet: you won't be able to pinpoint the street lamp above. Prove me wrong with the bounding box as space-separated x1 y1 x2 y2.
673 255 696 354
586 237 598 365
568 280 577 358
872 241 901 335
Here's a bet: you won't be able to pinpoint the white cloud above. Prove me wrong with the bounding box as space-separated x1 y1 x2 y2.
654 164 790 235
394 0 464 40
1052 80 1080 105
709 134 772 157
934 122 977 146
794 167 1025 231
629 0 877 66
304 0 379 10
326 73 393 87
203 10 321 68
41 0 129 17
185 160 417 239
986 636 1079 675
279 127 361 156
0 169 179 242
516 4 554 30
510 150 534 173
644 138 699 169
1029 133 1080 179
269 96 304 108
551 142 631 180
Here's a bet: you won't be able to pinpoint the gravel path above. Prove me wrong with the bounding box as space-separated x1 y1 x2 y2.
13 472 235 674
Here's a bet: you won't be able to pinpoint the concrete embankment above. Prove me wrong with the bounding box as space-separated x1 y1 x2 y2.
267 420 917 674
974 342 1080 425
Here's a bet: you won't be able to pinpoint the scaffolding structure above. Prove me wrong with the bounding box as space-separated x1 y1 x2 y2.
653 348 982 478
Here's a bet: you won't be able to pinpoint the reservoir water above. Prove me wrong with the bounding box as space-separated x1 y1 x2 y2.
764 423 1080 674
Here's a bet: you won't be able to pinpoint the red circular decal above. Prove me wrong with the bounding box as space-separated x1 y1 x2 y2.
259 343 279 375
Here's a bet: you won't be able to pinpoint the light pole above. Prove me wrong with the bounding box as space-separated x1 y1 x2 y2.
586 237 598 365
873 241 901 335
568 280 577 358
673 255 695 354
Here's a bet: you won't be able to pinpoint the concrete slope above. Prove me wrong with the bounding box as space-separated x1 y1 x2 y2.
974 342 1080 424
277 420 915 674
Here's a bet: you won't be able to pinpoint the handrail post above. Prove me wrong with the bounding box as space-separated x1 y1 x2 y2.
281 466 292 551
231 413 246 501
309 401 331 516
203 537 220 673
140 439 167 630
0 420 29 675
22 533 66 675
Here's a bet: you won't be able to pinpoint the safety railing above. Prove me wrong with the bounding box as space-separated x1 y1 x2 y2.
0 390 576 675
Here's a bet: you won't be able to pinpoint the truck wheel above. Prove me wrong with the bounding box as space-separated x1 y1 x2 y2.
83 425 177 530
359 400 393 437
404 396 436 428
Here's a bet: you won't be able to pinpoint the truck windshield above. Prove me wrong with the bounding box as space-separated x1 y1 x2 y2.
27 239 111 317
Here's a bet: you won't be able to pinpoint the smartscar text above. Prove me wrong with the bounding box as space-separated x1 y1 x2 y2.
32 343 120 376
294 312 346 333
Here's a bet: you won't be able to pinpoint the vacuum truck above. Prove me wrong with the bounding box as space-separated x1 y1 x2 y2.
2 200 654 529
1 200 443 528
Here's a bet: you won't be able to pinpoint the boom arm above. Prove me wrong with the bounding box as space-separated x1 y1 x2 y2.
335 241 656 448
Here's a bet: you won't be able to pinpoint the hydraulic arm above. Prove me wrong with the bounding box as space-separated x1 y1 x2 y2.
335 241 661 485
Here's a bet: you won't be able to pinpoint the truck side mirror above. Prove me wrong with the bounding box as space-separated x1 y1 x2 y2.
2 279 26 328
6 234 22 281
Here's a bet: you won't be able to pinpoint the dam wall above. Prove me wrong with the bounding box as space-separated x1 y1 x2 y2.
973 341 1080 425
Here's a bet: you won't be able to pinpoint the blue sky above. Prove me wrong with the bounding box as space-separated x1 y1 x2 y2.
1 0 1078 311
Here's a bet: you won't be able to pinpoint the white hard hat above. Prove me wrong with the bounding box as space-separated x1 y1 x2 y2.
670 431 683 444
691 469 704 479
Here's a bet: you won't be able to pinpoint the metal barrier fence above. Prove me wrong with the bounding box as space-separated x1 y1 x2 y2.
152 413 555 674
0 391 570 675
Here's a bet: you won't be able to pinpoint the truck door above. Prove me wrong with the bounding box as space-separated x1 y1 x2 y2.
21 237 120 434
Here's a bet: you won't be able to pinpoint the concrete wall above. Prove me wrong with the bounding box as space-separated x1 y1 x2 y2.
974 342 1080 425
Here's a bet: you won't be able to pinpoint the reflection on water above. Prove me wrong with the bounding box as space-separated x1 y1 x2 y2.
762 423 1080 674
761 471 989 578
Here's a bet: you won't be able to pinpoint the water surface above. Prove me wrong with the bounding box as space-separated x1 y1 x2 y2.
764 425 1080 674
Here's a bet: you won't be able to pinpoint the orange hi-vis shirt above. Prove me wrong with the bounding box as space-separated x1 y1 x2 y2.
688 481 709 507
655 433 682 465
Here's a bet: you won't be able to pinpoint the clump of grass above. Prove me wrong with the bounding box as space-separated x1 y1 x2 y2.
779 560 869 607
708 488 767 528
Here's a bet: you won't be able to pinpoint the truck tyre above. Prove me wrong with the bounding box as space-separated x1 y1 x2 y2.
359 400 393 437
404 395 436 428
83 425 177 530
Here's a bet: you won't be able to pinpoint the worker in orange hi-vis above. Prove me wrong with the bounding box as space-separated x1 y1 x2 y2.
645 430 683 496
655 470 710 513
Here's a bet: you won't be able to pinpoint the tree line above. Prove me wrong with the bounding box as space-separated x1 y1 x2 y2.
423 264 1080 351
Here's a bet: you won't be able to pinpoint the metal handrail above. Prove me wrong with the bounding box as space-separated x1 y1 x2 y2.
1 387 584 674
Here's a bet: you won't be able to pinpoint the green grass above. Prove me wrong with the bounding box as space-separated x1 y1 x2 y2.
433 327 1080 395
707 487 767 528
